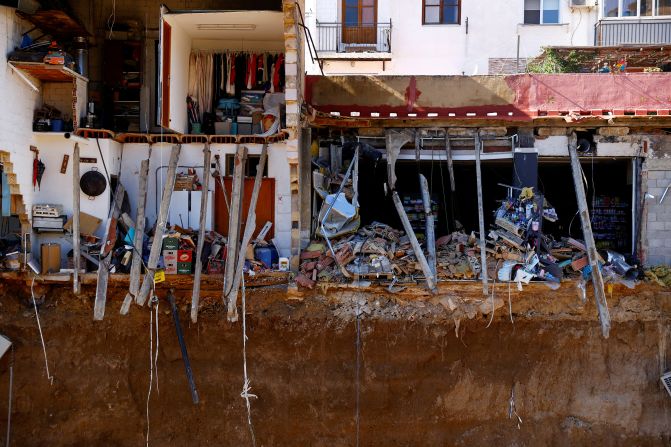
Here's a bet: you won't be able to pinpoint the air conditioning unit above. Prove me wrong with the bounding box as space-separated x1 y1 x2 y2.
570 0 597 7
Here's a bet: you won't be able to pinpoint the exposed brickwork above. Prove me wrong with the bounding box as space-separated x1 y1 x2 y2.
488 57 529 75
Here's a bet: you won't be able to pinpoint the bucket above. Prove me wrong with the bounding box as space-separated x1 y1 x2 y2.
255 245 279 269
51 119 64 132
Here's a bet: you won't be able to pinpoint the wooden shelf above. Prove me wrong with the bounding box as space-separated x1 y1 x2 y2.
8 61 88 83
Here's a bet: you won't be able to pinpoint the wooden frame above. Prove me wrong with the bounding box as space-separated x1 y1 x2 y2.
422 0 461 25
341 0 378 44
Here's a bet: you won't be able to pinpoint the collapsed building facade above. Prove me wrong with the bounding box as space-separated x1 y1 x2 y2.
0 0 670 445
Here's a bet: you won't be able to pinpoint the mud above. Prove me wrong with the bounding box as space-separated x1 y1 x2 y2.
0 280 670 446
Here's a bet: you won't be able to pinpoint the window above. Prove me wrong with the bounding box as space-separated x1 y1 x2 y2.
423 0 461 25
604 0 671 17
524 0 560 24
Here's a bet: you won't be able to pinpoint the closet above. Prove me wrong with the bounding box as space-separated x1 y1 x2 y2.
159 10 286 135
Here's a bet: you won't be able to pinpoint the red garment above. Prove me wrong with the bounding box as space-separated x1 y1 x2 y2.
228 53 236 95
246 54 253 89
272 54 284 92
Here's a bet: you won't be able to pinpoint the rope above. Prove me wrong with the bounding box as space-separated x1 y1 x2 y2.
508 280 515 326
240 276 257 447
30 276 53 385
145 291 158 447
5 346 13 447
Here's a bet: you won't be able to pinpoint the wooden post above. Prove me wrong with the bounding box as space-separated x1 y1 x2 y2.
72 143 81 295
419 174 436 277
385 129 413 190
94 183 126 320
120 156 150 315
225 144 267 322
445 131 456 192
190 144 212 323
568 132 611 338
474 132 489 296
223 145 247 300
392 191 436 292
136 144 182 307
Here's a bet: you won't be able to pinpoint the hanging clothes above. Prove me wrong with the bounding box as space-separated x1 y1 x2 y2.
272 53 284 93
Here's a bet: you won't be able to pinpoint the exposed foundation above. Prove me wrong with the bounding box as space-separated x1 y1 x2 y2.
0 280 669 445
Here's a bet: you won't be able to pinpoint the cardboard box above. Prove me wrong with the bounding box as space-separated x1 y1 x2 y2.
162 237 179 250
177 250 193 263
177 262 192 274
214 121 231 135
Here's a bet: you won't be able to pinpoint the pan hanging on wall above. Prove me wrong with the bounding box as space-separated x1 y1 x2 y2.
80 168 107 199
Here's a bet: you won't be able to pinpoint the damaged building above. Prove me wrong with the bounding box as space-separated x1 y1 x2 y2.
0 0 670 445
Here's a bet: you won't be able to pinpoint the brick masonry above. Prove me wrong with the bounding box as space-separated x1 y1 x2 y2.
643 137 671 265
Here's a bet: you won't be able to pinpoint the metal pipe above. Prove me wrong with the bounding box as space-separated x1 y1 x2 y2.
167 289 199 405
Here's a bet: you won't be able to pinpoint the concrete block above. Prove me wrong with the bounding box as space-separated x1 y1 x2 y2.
648 221 665 231
646 255 666 266
537 127 567 137
648 238 666 248
598 127 630 137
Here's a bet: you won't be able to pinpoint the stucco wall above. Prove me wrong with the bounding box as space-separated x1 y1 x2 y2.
305 0 598 75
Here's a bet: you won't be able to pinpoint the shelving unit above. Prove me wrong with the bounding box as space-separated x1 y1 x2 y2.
104 40 142 132
402 194 438 237
591 196 630 252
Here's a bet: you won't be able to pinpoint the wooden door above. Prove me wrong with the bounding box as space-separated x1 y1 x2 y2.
214 178 276 240
161 20 171 128
342 0 377 45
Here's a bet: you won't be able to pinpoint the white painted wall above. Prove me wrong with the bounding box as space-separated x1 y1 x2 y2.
305 0 599 75
0 7 41 219
119 142 293 257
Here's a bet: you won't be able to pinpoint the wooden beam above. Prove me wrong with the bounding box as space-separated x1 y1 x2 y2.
568 132 611 338
444 131 456 192
93 183 126 320
190 144 212 323
222 145 247 301
225 144 267 322
120 156 150 315
136 144 181 307
419 174 436 278
474 131 489 296
72 143 81 295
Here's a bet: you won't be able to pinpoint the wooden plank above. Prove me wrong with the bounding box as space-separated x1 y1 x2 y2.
568 132 611 338
225 144 267 322
136 144 181 307
391 191 436 292
444 131 456 192
222 145 247 301
72 143 81 295
474 132 489 296
93 183 126 320
190 144 212 323
121 157 150 315
419 174 436 278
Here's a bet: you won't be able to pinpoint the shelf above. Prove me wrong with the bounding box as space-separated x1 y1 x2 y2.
8 61 88 83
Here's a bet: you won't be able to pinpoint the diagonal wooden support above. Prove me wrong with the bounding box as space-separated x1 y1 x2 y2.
190 143 212 323
568 132 611 338
225 144 267 322
419 174 436 277
94 183 126 320
120 154 151 315
223 145 247 301
474 131 489 296
72 143 81 295
136 144 181 307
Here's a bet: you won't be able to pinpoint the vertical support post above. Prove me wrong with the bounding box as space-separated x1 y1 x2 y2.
137 144 182 306
190 143 212 323
474 131 489 296
223 145 247 300
444 131 456 192
568 132 611 338
121 154 151 315
72 143 81 295
226 144 267 322
419 174 436 277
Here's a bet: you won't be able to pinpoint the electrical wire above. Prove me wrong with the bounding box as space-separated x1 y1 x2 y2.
240 275 257 447
107 0 116 40
30 276 53 385
145 289 158 447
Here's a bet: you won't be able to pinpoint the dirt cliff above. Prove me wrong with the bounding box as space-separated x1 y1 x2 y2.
0 280 669 446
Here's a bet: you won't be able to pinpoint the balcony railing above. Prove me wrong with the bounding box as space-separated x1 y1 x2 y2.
595 19 671 46
316 21 392 53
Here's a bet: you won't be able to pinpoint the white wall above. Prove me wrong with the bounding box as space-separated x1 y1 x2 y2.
164 15 192 134
306 0 598 75
0 7 41 218
119 142 293 257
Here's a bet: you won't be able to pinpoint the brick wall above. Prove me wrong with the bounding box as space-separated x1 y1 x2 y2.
488 57 528 75
643 136 671 266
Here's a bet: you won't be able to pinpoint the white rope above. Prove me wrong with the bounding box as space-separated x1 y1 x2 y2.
508 280 515 326
154 300 160 395
240 276 257 447
146 292 158 447
30 277 53 385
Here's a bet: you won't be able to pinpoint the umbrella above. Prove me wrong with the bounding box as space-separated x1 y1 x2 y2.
36 159 45 190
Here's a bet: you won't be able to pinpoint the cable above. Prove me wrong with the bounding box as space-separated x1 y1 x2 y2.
94 137 111 186
5 346 13 447
30 276 53 385
145 290 158 447
107 0 116 40
240 275 257 447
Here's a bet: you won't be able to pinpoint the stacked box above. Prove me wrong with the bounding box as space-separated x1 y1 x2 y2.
163 249 178 275
177 262 192 274
177 249 193 274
